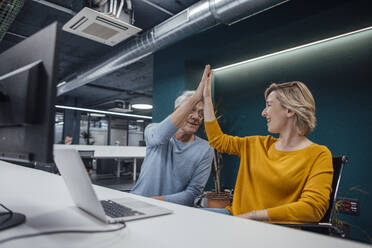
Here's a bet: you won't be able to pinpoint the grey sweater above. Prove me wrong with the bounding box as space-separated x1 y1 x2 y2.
131 117 213 206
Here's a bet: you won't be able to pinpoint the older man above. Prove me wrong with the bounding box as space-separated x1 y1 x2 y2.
131 66 214 206
58 135 73 145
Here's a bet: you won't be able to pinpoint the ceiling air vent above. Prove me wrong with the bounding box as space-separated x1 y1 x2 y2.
63 7 142 46
109 100 132 113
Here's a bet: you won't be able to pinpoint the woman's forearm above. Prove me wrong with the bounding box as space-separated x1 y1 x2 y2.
238 210 269 221
203 66 216 122
204 97 216 122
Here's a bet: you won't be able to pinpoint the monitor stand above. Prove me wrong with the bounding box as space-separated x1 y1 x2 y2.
0 212 26 231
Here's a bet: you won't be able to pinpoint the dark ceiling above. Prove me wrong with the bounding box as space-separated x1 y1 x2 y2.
0 0 200 116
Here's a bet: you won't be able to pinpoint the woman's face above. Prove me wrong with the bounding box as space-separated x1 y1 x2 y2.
261 91 290 134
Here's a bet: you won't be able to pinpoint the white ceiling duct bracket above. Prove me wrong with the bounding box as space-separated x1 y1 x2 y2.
63 7 142 46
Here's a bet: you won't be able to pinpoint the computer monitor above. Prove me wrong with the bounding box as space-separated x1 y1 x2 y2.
0 22 60 230
0 22 60 163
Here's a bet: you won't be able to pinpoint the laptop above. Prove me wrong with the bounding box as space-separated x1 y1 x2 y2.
54 149 172 224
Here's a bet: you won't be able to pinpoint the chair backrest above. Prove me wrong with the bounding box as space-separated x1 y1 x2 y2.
78 150 95 158
320 156 348 223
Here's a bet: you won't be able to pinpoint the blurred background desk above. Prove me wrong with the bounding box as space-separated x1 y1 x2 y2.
54 145 146 181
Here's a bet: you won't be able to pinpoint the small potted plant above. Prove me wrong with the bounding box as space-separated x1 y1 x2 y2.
81 131 95 145
204 149 233 208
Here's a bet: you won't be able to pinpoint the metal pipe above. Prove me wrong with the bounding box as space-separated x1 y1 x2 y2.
126 0 132 11
109 0 114 15
5 31 27 39
131 8 135 25
140 0 174 16
97 0 112 14
126 0 134 24
31 0 75 15
116 0 124 18
112 0 117 16
58 0 290 96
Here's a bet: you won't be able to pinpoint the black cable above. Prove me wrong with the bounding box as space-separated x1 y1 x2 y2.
0 203 13 226
0 203 13 214
0 221 126 245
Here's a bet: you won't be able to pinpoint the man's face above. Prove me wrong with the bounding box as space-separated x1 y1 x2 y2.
178 101 204 135
64 136 73 145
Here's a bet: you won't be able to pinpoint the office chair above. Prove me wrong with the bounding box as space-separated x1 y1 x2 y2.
279 156 348 238
78 150 95 175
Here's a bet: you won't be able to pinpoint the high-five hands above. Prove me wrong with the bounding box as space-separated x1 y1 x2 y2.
170 64 213 127
203 65 213 99
195 65 213 101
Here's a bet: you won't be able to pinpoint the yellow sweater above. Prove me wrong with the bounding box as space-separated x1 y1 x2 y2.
205 119 333 223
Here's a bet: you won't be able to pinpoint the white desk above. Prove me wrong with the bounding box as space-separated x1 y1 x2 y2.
0 161 368 248
54 145 146 180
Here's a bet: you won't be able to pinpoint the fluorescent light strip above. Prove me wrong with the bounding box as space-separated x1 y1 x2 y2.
132 104 153 110
57 81 66 87
55 105 152 120
214 26 372 72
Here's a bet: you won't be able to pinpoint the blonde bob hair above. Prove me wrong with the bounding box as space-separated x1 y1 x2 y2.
264 81 316 136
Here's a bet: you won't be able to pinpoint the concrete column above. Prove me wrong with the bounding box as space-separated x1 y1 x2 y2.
62 96 81 144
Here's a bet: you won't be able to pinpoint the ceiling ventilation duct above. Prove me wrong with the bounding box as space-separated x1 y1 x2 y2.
0 0 24 41
58 0 290 95
63 0 141 46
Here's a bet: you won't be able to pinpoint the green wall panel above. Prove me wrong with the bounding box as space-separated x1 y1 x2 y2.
214 28 372 242
153 53 185 122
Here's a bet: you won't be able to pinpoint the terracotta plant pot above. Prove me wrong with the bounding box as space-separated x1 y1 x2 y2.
205 192 233 208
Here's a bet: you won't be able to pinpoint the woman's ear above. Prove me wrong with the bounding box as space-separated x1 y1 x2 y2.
286 108 295 118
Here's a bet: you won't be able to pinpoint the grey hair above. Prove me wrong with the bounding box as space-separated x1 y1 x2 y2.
174 90 196 108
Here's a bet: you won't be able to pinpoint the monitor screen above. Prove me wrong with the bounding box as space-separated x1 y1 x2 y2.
0 22 60 163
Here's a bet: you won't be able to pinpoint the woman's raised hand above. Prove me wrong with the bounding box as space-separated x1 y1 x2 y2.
195 65 211 100
200 65 215 122
203 66 213 100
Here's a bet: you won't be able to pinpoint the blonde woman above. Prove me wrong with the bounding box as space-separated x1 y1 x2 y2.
200 65 333 223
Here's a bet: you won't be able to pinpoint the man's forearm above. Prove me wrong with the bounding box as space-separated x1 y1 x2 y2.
170 94 201 128
162 191 195 206
152 196 165 201
170 65 211 127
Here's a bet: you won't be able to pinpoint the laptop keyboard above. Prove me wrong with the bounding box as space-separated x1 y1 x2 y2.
100 200 145 218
